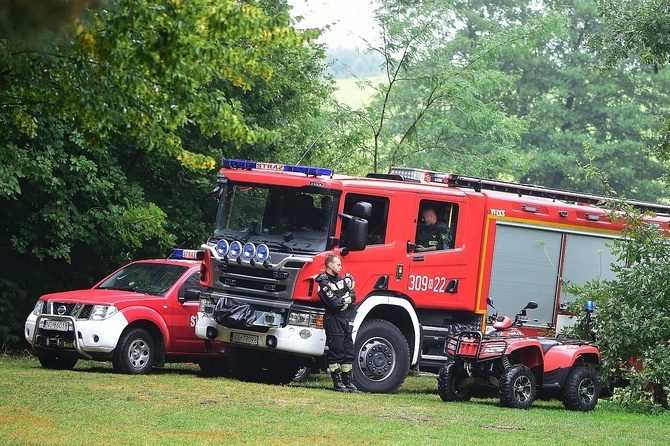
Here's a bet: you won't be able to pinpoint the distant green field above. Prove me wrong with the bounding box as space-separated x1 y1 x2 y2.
333 75 385 109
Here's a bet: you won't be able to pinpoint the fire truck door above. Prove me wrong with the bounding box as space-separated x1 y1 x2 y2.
407 199 468 310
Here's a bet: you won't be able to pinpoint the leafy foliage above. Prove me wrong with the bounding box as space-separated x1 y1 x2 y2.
0 0 335 350
350 0 535 175
563 206 670 410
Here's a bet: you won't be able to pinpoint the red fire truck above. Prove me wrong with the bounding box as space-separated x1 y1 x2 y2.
195 159 670 393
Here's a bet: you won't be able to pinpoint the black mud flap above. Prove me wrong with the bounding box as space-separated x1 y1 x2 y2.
213 297 258 328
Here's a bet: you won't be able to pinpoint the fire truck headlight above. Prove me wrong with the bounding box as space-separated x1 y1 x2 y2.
229 241 242 259
32 300 45 316
216 239 229 257
288 311 322 328
256 244 270 262
242 242 256 261
90 305 119 321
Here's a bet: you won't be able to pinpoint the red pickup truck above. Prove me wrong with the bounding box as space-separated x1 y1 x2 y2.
24 250 227 375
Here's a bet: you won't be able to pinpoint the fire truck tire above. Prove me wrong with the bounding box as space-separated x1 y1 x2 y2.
499 364 536 409
112 328 155 375
437 361 472 402
293 366 311 383
562 366 600 412
37 352 78 370
353 319 410 394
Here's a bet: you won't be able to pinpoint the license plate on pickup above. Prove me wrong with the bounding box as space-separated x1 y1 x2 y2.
41 319 71 332
230 332 259 346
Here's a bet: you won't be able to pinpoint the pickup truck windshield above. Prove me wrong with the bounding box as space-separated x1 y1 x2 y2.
97 263 188 296
212 184 334 253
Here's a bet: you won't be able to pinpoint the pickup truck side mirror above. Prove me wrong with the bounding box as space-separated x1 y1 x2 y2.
179 288 202 304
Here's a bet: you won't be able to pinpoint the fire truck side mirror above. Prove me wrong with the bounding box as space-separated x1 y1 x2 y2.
345 218 368 252
338 201 371 254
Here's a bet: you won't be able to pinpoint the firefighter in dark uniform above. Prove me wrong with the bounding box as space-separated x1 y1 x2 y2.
416 207 450 251
316 253 360 393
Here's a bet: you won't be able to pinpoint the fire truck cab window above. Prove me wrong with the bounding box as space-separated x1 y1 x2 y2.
341 194 389 246
415 200 458 251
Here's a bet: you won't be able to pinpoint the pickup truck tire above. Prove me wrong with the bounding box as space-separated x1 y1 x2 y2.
353 319 410 394
499 364 536 409
112 328 155 375
438 361 472 402
562 366 600 412
37 352 78 370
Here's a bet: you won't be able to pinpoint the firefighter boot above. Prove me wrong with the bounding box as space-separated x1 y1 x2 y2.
330 370 348 392
341 370 361 393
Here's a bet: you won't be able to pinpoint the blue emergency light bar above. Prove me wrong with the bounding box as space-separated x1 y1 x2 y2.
222 159 332 177
169 249 205 260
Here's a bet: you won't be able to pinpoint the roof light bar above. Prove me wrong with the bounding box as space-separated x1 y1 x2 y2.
222 159 332 177
169 249 205 260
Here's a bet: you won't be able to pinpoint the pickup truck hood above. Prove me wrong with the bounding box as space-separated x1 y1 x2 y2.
39 289 164 307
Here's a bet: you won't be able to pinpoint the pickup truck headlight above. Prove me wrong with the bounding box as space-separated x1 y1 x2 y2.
90 305 119 320
32 300 45 316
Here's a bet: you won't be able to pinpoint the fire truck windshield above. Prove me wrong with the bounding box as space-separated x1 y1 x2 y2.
212 184 334 253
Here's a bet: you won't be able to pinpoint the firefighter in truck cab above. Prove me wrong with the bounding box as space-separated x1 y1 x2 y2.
316 254 360 393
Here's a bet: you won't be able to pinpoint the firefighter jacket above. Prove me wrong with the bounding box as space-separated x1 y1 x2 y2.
316 272 357 314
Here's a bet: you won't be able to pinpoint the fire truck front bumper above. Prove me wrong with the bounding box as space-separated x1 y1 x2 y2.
196 312 326 356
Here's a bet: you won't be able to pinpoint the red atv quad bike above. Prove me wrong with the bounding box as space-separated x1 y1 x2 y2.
438 298 601 411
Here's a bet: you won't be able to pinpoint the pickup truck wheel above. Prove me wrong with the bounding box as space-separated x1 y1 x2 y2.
112 328 155 375
562 366 600 411
37 352 78 370
353 319 410 394
438 361 472 402
499 364 536 409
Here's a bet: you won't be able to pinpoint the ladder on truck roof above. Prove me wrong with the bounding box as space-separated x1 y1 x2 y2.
369 167 670 217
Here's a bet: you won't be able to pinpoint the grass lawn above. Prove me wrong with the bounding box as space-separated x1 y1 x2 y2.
1 356 667 445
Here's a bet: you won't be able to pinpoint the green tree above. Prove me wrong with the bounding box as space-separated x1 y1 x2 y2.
560 0 670 411
351 0 535 175
0 0 336 349
438 0 670 202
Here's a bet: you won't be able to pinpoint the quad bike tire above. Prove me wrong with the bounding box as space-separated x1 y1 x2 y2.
562 366 600 412
437 361 472 402
499 364 536 409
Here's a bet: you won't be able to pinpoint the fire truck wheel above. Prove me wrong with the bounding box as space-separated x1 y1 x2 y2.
562 366 600 412
499 364 536 409
437 361 472 402
37 352 78 370
293 366 311 383
353 319 410 394
112 328 155 375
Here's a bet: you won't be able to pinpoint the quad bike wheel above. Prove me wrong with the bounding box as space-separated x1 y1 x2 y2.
499 364 536 409
562 366 600 412
437 361 472 402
